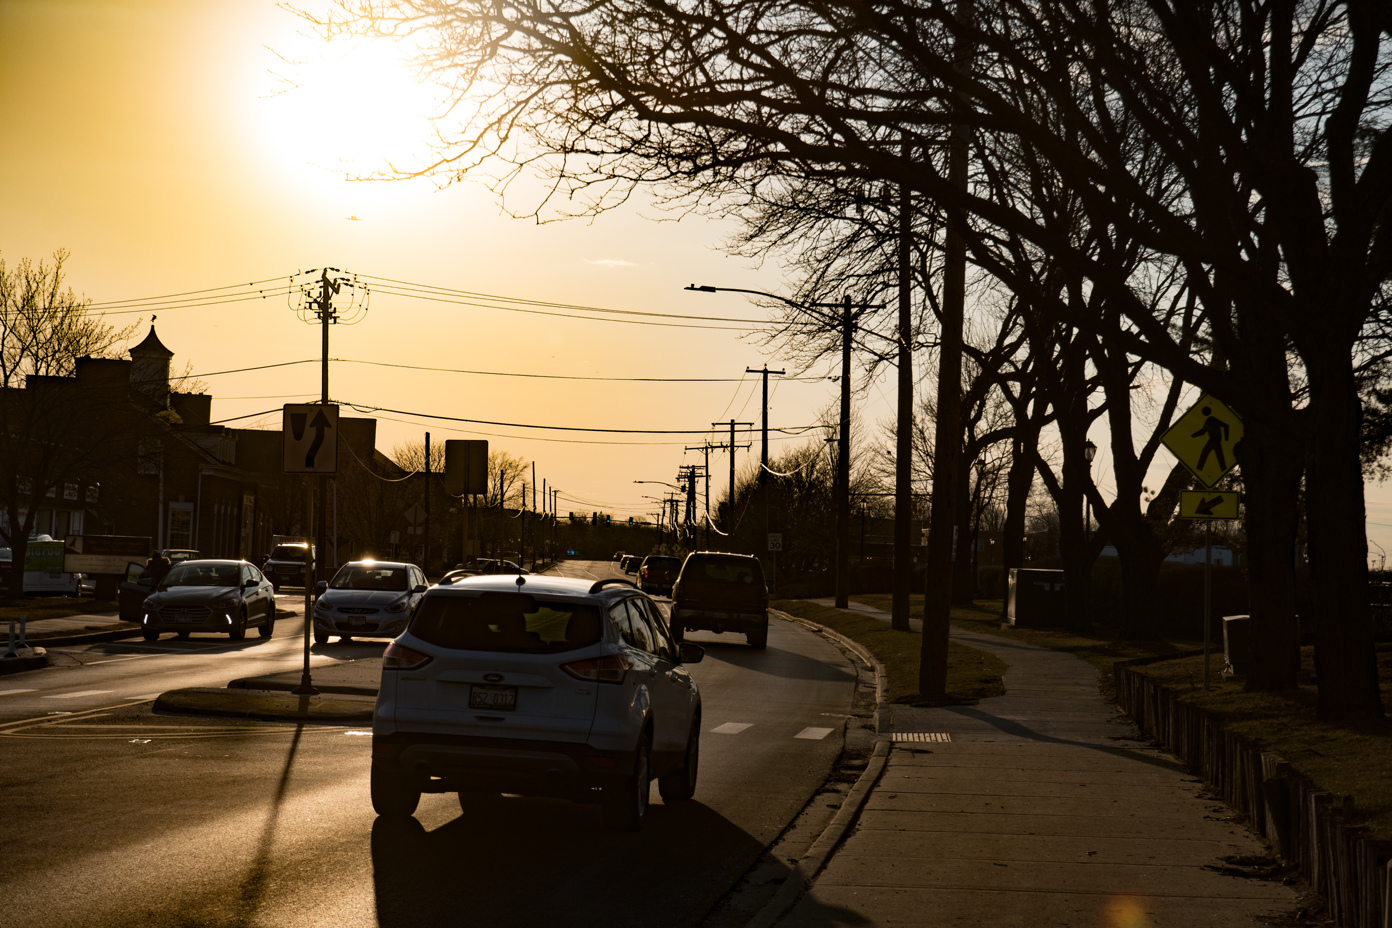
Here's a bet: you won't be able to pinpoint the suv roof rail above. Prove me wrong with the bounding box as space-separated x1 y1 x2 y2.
589 578 637 594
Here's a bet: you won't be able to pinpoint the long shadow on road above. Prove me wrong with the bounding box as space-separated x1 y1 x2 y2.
372 795 764 928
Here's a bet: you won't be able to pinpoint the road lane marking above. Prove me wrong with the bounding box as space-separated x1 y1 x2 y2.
0 689 36 696
794 727 834 740
128 694 160 700
42 690 114 700
710 722 751 735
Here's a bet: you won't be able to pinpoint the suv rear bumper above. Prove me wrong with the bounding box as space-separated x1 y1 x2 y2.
670 605 767 634
373 732 633 800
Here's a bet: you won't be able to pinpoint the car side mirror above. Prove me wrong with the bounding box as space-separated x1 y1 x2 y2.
412 584 427 593
315 580 327 594
679 643 705 665
243 578 257 588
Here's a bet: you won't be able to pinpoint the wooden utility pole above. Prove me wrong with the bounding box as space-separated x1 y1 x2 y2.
893 164 916 632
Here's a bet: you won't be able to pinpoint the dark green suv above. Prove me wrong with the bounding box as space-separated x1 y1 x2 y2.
668 552 769 649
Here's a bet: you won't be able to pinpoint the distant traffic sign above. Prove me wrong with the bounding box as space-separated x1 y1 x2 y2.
1179 490 1240 521
768 532 783 552
283 404 339 474
444 439 489 496
1162 394 1243 488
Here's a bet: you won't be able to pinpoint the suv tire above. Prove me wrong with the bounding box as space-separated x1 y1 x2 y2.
601 734 650 831
746 619 768 650
371 760 422 817
658 721 699 803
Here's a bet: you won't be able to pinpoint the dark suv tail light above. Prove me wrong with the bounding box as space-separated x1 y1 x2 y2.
561 654 631 683
382 640 433 671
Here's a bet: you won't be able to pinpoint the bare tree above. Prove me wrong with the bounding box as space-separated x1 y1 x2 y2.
1 251 140 597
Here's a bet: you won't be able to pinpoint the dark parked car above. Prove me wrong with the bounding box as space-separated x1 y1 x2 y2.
638 555 681 597
313 560 428 643
669 552 770 649
135 559 276 641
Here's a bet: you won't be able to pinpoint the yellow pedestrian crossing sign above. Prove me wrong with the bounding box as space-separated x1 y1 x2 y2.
1180 490 1240 520
1162 394 1243 488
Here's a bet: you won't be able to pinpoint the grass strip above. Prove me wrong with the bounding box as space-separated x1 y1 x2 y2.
852 593 1200 673
773 599 1006 706
0 597 116 623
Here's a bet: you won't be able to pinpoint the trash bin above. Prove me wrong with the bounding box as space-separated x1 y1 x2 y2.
1006 569 1066 627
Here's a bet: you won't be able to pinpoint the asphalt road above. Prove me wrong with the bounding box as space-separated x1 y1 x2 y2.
0 560 858 928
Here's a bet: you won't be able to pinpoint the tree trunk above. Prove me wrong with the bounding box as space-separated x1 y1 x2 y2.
1240 416 1303 692
1304 368 1385 720
1105 517 1165 639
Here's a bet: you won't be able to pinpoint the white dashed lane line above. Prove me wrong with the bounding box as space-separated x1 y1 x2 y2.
794 727 834 740
42 690 115 700
710 722 753 735
0 689 36 697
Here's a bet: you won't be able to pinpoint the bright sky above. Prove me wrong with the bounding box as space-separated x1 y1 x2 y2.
0 0 860 526
3 0 1388 560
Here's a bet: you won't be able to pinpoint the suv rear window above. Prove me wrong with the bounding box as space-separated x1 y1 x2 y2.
410 592 602 653
685 556 762 585
645 557 681 569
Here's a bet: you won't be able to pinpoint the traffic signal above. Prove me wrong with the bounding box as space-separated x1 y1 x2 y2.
606 514 612 525
628 517 634 526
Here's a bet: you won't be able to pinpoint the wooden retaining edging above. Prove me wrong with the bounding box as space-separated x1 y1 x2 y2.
1113 657 1392 928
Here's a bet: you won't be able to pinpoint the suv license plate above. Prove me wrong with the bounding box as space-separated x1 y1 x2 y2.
469 684 517 710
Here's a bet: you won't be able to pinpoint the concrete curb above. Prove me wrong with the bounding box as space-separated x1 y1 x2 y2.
738 608 894 928
227 675 377 697
154 687 374 722
745 740 892 928
22 625 144 648
0 648 49 675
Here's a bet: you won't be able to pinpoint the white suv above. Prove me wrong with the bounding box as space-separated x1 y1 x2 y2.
371 575 704 831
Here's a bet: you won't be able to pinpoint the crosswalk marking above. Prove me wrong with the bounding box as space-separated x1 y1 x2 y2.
794 726 834 740
42 690 114 700
710 722 752 735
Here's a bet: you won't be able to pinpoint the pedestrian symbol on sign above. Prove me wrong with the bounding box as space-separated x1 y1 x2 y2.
1191 406 1231 473
1162 394 1243 488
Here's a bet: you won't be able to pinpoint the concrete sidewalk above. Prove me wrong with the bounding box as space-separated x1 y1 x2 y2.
779 599 1297 927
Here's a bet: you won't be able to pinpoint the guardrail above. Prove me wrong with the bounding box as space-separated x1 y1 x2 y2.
1113 657 1392 928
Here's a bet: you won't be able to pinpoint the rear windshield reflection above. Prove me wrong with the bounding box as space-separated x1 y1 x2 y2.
409 593 602 653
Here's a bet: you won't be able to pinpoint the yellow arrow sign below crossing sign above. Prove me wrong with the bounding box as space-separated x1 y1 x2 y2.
1162 394 1243 488
1179 490 1240 520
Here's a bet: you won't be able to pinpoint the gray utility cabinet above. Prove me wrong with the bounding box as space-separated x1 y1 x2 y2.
1006 568 1066 627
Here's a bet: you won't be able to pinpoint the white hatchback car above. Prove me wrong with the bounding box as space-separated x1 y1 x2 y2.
371 574 704 831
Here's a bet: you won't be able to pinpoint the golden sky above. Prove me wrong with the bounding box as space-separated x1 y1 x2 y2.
8 1 1388 558
0 0 857 525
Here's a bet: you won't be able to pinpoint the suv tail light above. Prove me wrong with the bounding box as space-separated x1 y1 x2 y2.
382 640 433 671
561 654 631 683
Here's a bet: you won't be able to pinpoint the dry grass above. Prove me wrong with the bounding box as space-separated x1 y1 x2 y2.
852 593 1201 672
0 596 114 623
773 599 1007 706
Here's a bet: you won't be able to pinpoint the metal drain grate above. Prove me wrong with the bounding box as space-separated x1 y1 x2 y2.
893 732 951 743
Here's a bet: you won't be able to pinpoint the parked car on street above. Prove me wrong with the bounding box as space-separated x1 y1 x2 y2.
669 551 770 648
313 560 428 643
637 555 682 597
370 574 705 831
135 559 276 641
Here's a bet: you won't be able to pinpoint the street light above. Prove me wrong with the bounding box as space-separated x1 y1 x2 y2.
687 285 883 609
